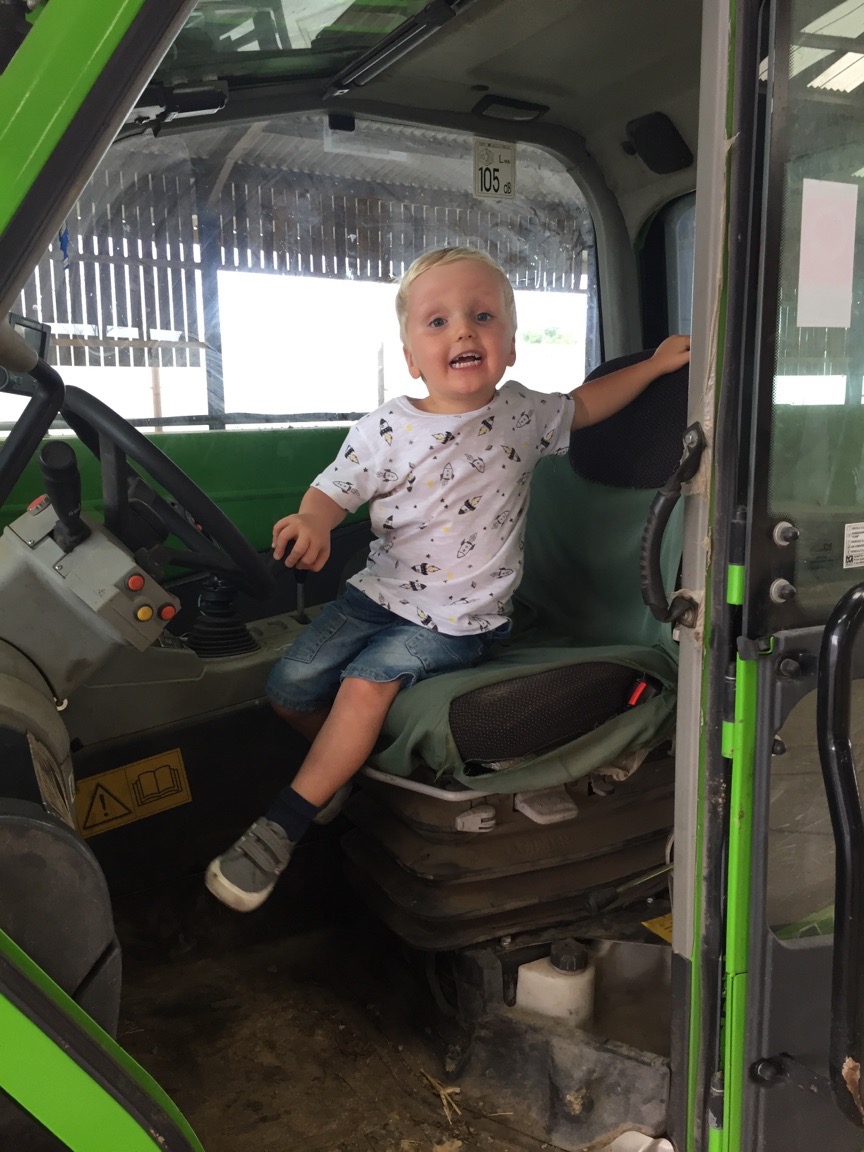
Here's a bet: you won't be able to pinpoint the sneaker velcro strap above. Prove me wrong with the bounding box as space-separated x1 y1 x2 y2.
241 821 292 873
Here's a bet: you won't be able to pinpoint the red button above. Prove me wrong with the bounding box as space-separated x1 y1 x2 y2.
126 573 145 592
158 604 177 621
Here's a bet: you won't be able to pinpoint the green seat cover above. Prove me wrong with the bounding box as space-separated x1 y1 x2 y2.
372 453 682 793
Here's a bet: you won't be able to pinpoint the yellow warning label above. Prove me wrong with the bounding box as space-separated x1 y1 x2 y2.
75 748 191 838
642 912 673 943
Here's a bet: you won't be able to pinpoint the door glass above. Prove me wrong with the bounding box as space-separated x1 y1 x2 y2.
765 0 864 931
767 0 864 621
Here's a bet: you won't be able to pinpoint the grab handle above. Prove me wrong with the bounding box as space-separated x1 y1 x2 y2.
640 421 705 623
816 582 864 1127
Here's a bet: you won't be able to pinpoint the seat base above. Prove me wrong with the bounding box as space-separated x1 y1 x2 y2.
343 756 674 950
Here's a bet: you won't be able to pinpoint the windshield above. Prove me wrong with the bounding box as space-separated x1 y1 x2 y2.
6 112 596 434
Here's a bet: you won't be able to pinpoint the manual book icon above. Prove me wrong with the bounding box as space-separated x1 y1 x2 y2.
133 763 182 806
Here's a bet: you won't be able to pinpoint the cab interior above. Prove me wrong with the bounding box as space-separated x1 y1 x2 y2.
1 1 717 1148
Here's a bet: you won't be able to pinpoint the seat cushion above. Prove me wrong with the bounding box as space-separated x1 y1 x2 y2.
449 661 646 763
371 640 677 792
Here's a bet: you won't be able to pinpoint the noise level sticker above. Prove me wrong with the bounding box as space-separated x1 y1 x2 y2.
75 748 191 838
642 912 673 943
844 521 864 569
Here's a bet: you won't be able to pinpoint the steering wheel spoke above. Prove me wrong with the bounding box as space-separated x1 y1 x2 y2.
100 434 131 541
61 386 274 600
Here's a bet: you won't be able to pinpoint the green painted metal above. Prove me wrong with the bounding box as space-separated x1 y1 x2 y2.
0 0 149 236
708 1119 724 1152
720 655 758 1152
0 996 168 1151
685 673 709 1152
726 564 745 606
0 426 354 549
721 719 735 760
0 927 203 1151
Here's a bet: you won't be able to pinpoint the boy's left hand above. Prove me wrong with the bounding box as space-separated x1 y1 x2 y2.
651 334 691 375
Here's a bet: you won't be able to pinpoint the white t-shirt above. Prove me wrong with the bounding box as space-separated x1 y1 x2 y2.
312 380 574 635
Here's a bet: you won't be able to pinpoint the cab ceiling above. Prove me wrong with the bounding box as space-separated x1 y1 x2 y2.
331 0 703 230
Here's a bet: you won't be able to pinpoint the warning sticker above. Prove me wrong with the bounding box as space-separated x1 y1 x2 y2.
75 748 191 838
844 522 864 569
643 912 673 943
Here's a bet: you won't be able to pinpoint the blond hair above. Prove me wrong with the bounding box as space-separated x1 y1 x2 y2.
395 246 517 342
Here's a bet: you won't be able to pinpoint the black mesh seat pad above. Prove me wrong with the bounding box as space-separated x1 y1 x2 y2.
449 661 639 762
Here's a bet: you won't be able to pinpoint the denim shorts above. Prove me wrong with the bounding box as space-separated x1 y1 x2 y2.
267 583 506 711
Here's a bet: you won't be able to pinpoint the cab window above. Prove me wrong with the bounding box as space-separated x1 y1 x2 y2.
5 113 597 435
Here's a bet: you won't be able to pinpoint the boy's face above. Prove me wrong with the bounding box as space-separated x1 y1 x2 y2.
402 259 516 413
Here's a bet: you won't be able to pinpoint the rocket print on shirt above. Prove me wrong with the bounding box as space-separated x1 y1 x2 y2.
333 480 359 496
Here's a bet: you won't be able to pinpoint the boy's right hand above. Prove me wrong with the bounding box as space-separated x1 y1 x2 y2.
272 513 331 571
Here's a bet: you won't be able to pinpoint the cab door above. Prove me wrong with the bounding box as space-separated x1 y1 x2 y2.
681 0 864 1148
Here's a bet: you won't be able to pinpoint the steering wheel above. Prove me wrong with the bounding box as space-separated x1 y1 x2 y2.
61 386 274 600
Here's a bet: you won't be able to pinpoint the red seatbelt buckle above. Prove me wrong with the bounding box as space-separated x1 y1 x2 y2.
627 675 662 707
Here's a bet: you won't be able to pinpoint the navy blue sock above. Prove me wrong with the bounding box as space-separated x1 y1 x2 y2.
266 786 321 843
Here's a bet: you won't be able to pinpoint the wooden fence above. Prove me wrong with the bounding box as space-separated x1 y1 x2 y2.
15 159 593 381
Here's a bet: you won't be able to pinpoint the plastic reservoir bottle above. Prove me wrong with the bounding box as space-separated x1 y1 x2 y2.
608 1135 673 1152
515 938 595 1025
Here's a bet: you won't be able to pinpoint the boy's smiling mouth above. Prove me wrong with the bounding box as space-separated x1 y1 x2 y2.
450 352 483 368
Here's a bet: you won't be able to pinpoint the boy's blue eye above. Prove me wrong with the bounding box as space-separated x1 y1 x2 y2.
476 311 492 322
429 317 445 328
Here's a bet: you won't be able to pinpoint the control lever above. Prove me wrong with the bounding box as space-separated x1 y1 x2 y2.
38 440 91 552
294 568 310 624
268 554 311 623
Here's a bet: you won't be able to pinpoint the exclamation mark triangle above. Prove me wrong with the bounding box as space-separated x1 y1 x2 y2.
83 783 132 830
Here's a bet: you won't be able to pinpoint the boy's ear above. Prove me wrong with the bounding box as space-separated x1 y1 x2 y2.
403 344 424 380
507 332 517 367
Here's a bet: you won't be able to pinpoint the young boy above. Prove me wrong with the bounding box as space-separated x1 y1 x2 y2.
205 246 690 912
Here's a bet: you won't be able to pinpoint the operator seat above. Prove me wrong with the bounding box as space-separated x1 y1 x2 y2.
342 349 690 949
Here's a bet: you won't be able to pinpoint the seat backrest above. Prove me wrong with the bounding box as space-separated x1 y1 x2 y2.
512 350 689 653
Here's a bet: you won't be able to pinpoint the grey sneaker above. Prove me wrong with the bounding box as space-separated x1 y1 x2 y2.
204 817 295 912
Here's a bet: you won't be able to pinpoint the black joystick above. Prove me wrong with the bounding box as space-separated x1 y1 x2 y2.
38 440 91 552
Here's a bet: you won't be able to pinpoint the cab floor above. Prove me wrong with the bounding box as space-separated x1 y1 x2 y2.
114 850 554 1152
